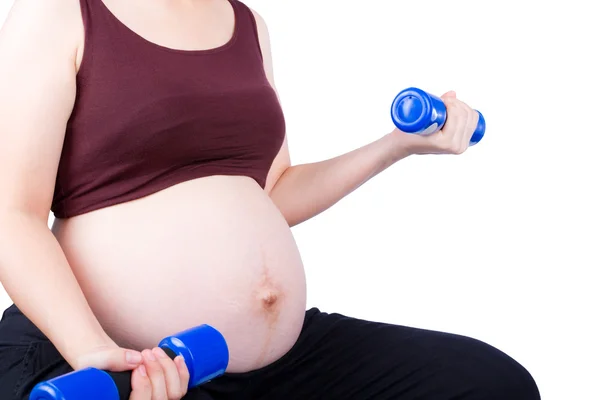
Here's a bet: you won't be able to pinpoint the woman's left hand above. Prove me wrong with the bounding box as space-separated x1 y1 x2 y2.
388 91 481 158
130 348 190 400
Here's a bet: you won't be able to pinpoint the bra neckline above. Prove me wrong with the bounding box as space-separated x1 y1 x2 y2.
97 0 240 56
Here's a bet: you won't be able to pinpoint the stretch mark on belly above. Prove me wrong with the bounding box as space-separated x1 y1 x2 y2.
256 265 283 321
253 245 285 366
255 245 283 313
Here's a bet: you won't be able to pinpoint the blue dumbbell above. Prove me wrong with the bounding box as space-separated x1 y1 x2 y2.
391 87 485 145
29 324 229 400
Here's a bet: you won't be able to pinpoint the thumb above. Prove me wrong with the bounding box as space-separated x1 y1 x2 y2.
441 90 456 100
76 347 143 372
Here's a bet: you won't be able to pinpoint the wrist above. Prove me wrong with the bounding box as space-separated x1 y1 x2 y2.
382 130 414 162
62 331 117 370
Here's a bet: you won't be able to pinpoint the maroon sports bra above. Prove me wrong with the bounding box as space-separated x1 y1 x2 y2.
51 0 286 218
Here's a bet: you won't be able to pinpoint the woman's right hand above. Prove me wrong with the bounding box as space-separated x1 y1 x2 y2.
74 345 190 399
130 348 190 400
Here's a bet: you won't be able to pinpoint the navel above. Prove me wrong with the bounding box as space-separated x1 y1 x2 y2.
261 291 279 308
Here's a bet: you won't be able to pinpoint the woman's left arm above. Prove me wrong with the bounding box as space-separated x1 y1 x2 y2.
267 133 408 227
252 10 479 227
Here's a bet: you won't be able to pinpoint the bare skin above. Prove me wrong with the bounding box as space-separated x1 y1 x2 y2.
0 0 479 398
53 176 307 372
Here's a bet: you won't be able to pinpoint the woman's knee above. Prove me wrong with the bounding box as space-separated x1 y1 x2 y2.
451 335 540 400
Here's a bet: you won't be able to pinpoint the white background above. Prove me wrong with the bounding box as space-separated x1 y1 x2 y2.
1 0 599 399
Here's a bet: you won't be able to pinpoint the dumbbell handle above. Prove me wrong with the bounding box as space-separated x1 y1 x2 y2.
103 346 179 399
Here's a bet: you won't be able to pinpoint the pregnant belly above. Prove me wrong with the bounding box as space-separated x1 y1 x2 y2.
51 176 307 373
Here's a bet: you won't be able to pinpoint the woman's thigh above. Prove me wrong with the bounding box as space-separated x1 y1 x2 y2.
0 341 72 400
243 309 541 400
0 346 31 400
0 305 61 400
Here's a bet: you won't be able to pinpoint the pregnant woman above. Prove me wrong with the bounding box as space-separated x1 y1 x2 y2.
0 0 540 399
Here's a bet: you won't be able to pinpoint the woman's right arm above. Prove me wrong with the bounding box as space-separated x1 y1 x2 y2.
0 0 141 371
0 4 190 397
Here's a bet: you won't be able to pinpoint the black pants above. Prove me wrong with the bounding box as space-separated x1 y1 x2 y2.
0 304 540 400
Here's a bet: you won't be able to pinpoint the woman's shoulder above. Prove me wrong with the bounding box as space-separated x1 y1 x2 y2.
0 0 83 63
240 2 267 29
